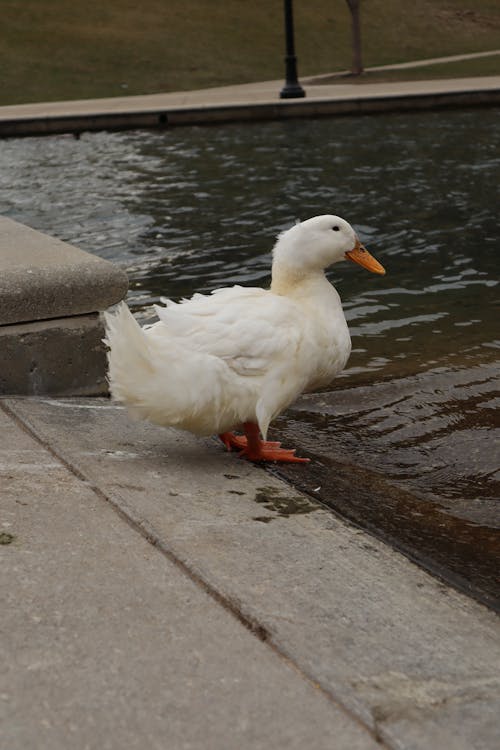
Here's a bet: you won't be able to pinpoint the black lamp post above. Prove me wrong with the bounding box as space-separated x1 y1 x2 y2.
280 0 305 99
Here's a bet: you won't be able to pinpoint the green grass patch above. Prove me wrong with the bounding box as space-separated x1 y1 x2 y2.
1 0 500 104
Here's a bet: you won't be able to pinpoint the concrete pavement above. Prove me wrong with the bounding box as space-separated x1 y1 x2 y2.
2 396 499 750
1 74 499 137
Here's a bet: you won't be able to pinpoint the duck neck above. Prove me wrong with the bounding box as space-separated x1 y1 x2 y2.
270 260 329 298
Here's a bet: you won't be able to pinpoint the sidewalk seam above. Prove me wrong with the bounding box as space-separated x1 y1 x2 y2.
0 399 390 748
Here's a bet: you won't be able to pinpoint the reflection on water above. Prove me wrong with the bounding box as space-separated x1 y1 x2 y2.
1 109 499 605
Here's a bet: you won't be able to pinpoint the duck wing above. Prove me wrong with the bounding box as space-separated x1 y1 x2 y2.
150 285 303 378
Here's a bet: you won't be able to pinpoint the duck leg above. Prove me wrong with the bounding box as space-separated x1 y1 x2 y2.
219 423 309 463
218 430 280 452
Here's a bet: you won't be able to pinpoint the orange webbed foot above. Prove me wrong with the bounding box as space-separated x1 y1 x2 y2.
219 432 281 452
219 424 309 464
219 432 247 452
238 444 310 464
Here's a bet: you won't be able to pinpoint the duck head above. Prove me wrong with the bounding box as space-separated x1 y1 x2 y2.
272 214 385 276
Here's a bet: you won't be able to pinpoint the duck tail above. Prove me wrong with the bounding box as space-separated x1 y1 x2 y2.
103 302 242 435
103 302 154 409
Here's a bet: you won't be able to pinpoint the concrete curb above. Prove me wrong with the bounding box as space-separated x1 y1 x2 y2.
0 314 108 396
1 76 499 137
0 218 128 395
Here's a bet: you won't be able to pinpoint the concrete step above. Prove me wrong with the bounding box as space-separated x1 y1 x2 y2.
2 396 499 749
0 402 377 750
0 218 128 395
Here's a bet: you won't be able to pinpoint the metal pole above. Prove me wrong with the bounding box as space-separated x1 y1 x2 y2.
279 0 305 99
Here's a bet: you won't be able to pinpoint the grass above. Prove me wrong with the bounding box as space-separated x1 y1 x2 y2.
1 0 500 105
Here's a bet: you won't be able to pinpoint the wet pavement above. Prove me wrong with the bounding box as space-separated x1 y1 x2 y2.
270 420 499 612
268 346 500 611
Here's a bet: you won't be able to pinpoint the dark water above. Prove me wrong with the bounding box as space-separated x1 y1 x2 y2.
1 109 499 607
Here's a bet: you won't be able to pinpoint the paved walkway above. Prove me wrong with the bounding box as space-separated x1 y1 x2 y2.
350 48 500 72
1 72 499 137
2 396 499 750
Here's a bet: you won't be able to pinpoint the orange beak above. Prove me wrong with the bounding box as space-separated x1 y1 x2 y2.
345 238 386 275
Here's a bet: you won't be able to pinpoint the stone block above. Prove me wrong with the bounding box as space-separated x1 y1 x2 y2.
0 314 108 395
0 217 128 325
0 217 128 394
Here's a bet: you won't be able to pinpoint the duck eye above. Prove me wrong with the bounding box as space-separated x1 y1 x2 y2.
332 225 340 231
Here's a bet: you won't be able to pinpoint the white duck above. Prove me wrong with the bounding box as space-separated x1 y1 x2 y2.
104 215 385 463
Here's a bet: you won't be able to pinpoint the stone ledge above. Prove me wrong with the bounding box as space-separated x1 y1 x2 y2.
0 217 128 325
0 217 128 395
0 314 108 396
1 87 499 138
